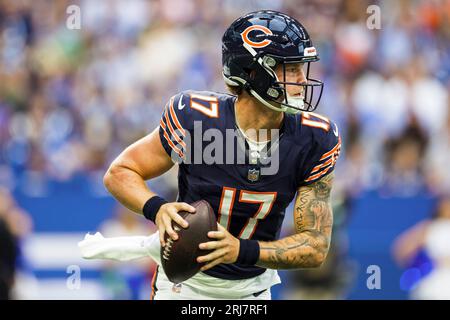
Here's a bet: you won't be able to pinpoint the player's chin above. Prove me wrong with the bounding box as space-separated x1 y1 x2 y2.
275 93 302 104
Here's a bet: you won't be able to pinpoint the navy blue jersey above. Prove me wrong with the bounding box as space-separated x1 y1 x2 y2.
159 90 341 280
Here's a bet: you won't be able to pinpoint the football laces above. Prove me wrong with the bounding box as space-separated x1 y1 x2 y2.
162 225 181 260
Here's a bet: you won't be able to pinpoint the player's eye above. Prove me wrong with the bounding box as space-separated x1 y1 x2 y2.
285 64 303 73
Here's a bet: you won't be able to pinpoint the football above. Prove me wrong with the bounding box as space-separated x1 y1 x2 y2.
160 200 217 283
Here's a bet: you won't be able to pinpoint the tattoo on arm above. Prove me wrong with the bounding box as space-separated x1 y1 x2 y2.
256 173 334 269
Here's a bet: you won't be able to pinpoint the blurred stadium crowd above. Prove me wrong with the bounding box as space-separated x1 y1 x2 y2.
0 0 449 299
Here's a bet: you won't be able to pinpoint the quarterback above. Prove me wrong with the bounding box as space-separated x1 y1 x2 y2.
102 10 341 300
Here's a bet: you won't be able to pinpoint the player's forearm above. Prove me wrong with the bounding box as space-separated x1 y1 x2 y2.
256 174 334 269
256 231 330 269
103 162 155 214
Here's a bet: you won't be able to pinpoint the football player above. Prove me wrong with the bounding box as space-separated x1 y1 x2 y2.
103 10 341 300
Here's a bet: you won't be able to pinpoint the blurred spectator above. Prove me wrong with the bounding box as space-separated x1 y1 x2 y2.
392 196 450 299
424 107 450 195
380 118 429 197
0 187 31 299
0 188 33 238
0 215 16 300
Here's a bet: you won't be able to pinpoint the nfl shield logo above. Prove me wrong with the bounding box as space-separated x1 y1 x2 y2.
247 168 260 182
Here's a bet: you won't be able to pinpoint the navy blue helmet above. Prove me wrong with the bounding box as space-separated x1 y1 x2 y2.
222 10 323 113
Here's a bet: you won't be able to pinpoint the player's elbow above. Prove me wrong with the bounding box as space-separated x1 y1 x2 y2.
311 250 327 268
301 249 327 269
295 231 330 268
103 166 114 192
103 162 123 192
303 239 329 268
311 241 330 268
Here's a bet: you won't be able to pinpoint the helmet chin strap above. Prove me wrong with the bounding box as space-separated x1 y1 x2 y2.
223 73 302 115
249 88 302 115
240 43 303 115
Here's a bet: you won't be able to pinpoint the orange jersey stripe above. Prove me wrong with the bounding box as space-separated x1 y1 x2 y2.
164 110 186 148
320 138 341 161
160 120 184 157
305 165 333 182
168 97 186 136
311 158 334 174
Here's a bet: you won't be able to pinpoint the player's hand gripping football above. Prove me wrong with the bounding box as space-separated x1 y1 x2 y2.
197 224 240 271
155 202 196 247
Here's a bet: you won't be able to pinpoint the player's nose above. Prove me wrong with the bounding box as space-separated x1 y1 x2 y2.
297 68 307 84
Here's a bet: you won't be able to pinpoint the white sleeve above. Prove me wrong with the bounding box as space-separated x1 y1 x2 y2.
78 232 161 265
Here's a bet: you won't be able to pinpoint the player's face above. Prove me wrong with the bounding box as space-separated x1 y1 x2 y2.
275 63 307 98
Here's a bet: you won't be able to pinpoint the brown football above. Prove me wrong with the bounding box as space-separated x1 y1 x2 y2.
160 200 217 284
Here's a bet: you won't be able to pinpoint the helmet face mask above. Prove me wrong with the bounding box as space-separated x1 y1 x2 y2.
222 10 324 114
273 60 324 113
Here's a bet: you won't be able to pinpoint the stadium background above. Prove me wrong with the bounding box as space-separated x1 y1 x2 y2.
0 0 449 299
